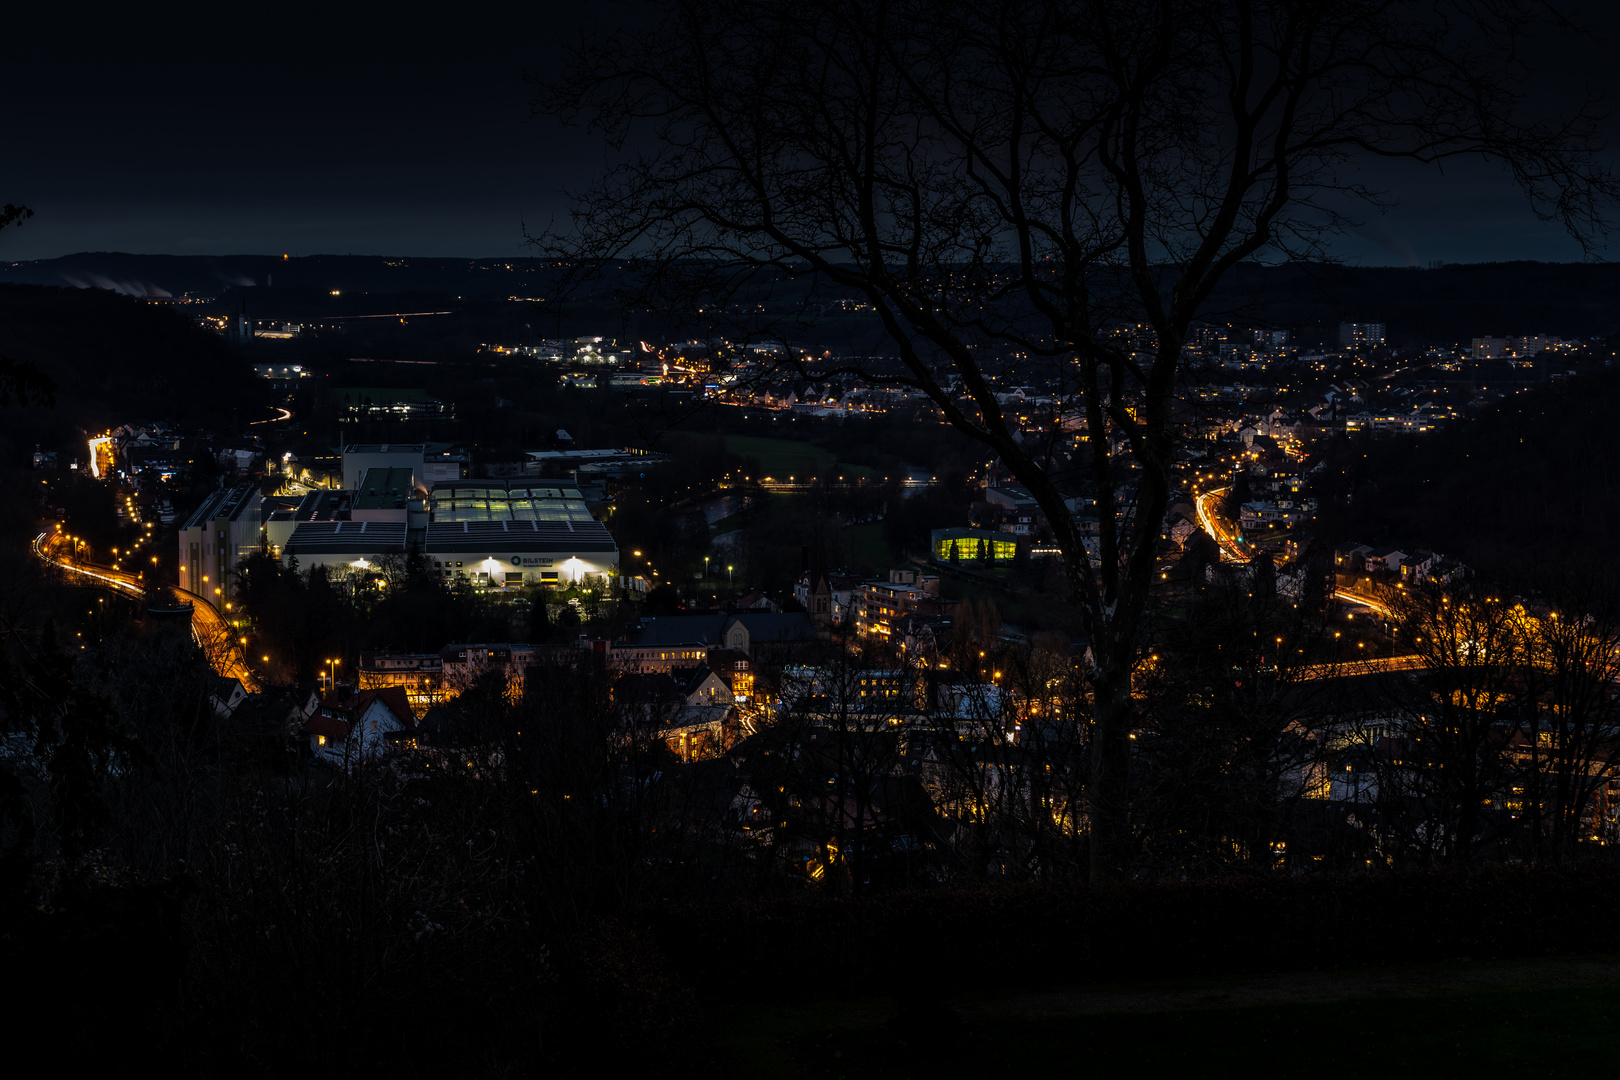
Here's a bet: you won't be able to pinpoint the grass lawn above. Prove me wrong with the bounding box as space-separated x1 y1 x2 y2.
708 502 893 552
709 493 790 537
727 436 836 480
709 512 751 537
833 522 892 572
720 956 1620 1078
725 436 875 482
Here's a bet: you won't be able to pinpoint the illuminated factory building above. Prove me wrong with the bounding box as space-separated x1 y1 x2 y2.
281 472 618 587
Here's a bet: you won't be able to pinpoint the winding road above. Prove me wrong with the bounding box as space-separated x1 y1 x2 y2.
1195 486 1247 562
35 530 259 692
251 405 294 426
1192 488 1420 677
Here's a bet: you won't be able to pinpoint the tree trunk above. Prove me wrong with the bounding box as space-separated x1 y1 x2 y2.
1089 674 1133 883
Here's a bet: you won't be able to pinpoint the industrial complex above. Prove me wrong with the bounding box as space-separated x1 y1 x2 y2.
184 444 621 597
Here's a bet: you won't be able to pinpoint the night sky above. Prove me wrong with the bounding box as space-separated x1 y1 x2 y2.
3 3 1617 265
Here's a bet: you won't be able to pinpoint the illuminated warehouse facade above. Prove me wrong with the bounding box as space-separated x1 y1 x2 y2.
280 476 618 587
424 481 617 586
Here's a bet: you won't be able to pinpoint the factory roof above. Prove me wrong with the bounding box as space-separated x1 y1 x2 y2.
342 443 425 454
183 483 260 529
429 480 593 524
355 467 418 510
422 519 618 554
283 520 409 557
295 489 353 522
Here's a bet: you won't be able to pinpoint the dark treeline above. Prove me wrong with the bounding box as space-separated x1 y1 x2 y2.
1319 368 1620 579
18 256 1620 344
1 253 581 301
1198 261 1620 344
0 285 261 447
232 548 634 684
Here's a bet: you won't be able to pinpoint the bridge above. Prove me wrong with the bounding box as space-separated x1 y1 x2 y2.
34 529 259 692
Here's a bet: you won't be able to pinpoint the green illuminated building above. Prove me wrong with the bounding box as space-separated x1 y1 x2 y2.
931 528 1016 565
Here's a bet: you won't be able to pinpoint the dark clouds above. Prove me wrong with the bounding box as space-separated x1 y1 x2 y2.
3 3 599 259
2 2 1616 263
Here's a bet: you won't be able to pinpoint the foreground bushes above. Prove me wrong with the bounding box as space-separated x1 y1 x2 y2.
10 859 1620 1077
595 861 1620 1003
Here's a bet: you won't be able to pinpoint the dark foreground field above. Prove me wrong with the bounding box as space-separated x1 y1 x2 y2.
723 956 1620 1078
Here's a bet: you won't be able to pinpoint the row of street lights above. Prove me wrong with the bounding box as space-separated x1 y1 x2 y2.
701 555 736 584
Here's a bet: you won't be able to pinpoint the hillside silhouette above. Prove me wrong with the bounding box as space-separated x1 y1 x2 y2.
1323 370 1620 580
0 284 259 465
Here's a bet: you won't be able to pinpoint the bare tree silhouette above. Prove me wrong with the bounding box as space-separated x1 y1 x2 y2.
539 0 1616 880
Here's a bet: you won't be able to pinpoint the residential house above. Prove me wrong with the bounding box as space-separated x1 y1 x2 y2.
1167 510 1200 548
231 686 320 751
732 590 780 613
1364 548 1407 574
779 665 924 719
997 510 1039 536
616 670 738 760
358 650 446 707
304 687 418 766
1239 501 1304 532
1334 542 1373 570
671 663 737 706
1276 558 1329 601
1399 551 1438 583
604 612 820 672
209 675 249 718
710 652 755 702
936 683 1016 737
1266 468 1305 497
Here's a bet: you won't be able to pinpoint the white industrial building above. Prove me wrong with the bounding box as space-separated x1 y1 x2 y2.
282 520 411 574
178 483 264 605
280 476 617 586
423 480 617 586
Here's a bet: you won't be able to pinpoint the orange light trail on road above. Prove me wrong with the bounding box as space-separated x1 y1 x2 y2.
35 531 259 691
1195 486 1247 562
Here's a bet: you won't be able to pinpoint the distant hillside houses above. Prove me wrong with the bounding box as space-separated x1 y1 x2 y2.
1334 542 1461 584
602 612 819 672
